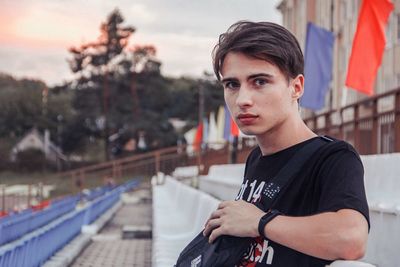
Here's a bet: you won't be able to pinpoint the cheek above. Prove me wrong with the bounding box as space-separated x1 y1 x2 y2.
224 92 235 109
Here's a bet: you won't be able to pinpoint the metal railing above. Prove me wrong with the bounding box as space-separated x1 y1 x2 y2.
304 87 400 155
7 85 397 210
55 141 256 192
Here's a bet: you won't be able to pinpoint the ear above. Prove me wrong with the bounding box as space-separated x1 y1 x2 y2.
290 74 304 101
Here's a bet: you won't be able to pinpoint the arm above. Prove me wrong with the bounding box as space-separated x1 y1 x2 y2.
203 200 368 261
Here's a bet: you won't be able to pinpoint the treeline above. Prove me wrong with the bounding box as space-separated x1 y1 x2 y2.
0 9 225 163
0 59 223 161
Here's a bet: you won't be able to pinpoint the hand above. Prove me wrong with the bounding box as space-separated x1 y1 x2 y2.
203 200 266 243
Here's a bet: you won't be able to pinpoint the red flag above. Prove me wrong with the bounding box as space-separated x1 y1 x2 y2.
345 0 394 95
230 117 239 137
193 122 203 151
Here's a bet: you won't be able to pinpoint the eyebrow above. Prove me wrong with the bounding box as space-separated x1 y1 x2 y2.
247 73 274 80
221 73 274 83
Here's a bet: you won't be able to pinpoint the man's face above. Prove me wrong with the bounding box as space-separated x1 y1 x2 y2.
220 52 300 138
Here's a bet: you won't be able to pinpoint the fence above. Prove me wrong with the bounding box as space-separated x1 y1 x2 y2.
5 86 397 210
304 87 400 155
56 141 255 191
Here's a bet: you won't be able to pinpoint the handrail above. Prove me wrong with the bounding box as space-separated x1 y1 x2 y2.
303 87 400 154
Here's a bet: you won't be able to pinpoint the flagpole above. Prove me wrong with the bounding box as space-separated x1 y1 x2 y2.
329 0 334 111
197 82 205 175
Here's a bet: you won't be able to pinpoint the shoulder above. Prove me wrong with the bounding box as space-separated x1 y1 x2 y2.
311 137 364 185
314 137 362 166
302 137 364 187
311 139 369 223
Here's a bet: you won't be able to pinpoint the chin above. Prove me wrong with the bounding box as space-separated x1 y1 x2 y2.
239 125 271 137
237 127 256 136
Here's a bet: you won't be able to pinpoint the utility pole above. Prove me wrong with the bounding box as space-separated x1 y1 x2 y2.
103 68 110 161
130 70 140 121
230 135 238 164
42 86 48 173
197 82 205 175
57 114 63 172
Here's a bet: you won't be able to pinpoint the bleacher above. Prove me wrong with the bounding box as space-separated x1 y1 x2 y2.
152 175 219 267
198 163 245 200
361 153 400 266
152 152 400 267
0 179 139 267
1 152 397 266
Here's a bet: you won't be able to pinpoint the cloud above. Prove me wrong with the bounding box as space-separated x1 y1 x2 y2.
0 45 72 85
0 0 282 85
128 4 157 24
135 32 216 77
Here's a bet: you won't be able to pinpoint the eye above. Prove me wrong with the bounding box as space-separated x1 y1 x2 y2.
253 78 268 87
223 81 240 90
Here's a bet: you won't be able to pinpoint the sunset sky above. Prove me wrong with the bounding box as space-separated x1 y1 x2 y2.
0 0 281 86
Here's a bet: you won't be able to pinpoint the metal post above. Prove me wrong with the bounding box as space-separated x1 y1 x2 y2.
230 136 238 164
155 152 161 174
28 184 32 208
354 105 360 149
394 92 400 152
339 109 344 140
371 99 378 154
325 113 331 136
1 186 5 212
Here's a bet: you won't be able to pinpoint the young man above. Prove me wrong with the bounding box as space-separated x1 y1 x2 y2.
203 21 370 266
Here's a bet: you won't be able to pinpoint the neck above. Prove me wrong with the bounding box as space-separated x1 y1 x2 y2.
256 113 317 156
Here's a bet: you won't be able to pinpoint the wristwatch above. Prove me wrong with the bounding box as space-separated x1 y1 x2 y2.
258 209 282 238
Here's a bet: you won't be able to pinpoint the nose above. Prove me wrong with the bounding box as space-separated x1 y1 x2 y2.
235 86 253 108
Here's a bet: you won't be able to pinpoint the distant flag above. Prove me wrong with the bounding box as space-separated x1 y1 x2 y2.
193 122 203 151
223 105 231 140
184 127 197 154
208 112 219 148
223 105 240 140
345 0 394 95
301 22 335 110
216 106 225 142
230 117 239 137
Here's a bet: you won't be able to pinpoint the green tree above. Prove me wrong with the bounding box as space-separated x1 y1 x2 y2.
0 74 76 160
165 74 224 123
68 10 177 158
0 74 45 137
68 9 136 159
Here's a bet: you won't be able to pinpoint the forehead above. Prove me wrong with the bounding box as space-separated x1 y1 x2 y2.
220 52 283 79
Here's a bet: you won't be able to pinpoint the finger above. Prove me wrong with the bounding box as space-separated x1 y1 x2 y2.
203 218 221 236
203 209 223 229
218 200 231 209
203 218 221 237
208 209 223 220
209 226 224 243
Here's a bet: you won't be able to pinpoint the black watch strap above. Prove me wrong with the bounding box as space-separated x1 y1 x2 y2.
258 209 282 238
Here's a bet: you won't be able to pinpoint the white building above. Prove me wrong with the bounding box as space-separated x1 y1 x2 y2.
10 128 66 165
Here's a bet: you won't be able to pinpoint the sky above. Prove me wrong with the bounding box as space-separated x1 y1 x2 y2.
0 0 282 86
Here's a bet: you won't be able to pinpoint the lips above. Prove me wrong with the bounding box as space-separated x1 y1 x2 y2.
237 114 259 125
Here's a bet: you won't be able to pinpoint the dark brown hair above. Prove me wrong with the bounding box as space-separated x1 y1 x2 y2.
212 21 304 81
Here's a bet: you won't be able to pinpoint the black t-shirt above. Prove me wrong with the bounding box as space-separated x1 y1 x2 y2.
235 137 370 267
